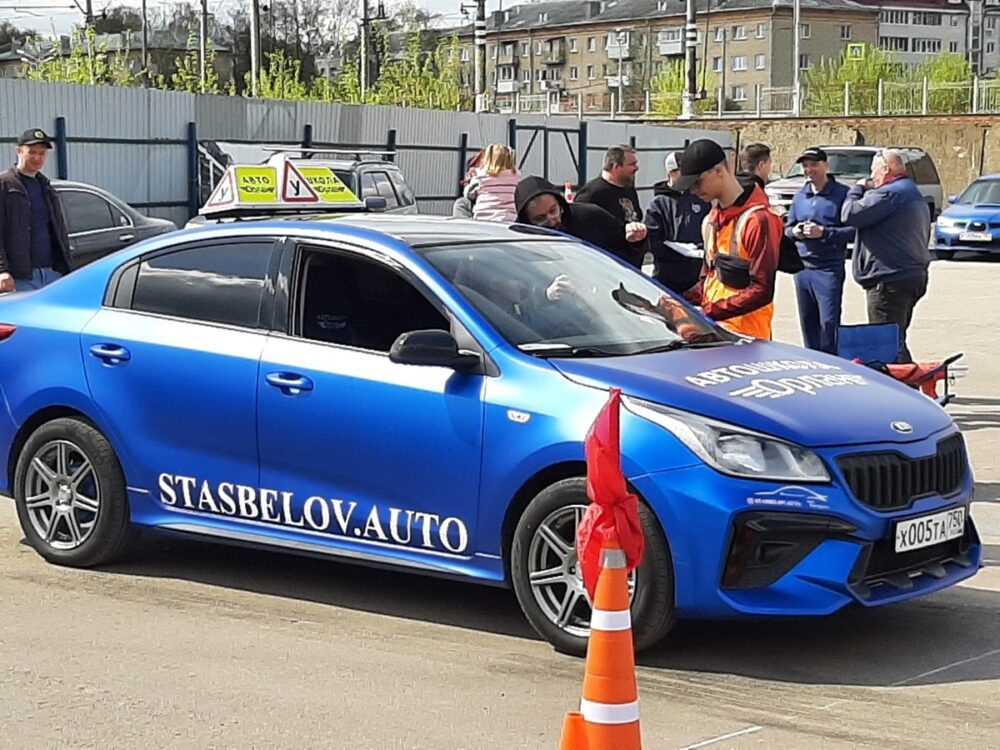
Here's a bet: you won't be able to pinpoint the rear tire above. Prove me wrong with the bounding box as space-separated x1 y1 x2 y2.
510 477 675 656
14 417 132 567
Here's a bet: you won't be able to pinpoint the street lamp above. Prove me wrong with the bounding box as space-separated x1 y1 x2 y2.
792 0 801 116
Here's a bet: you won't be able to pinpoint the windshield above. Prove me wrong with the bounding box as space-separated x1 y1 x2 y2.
785 152 875 180
421 240 734 356
957 179 1000 205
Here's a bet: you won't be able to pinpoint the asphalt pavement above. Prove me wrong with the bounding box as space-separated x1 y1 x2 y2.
1 254 998 749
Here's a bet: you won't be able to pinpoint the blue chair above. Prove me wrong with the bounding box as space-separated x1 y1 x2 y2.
836 322 900 367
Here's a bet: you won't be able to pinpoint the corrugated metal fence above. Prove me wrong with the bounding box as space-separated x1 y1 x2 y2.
1 79 730 226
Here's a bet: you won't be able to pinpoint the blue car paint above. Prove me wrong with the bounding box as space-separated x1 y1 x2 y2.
934 182 1000 253
0 215 981 624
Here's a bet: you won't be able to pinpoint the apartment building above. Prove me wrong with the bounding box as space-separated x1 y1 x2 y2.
854 0 970 66
456 0 878 110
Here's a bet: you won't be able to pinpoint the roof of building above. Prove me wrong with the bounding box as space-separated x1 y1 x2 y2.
851 0 968 9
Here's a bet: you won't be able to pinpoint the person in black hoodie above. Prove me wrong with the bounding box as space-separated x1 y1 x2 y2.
514 176 643 267
644 151 709 293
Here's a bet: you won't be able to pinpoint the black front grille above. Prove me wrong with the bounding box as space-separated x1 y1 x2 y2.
837 434 967 511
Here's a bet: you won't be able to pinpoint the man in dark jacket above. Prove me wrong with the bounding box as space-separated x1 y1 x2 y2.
785 147 853 354
0 128 72 292
574 145 648 259
644 151 709 293
842 148 931 363
514 176 643 267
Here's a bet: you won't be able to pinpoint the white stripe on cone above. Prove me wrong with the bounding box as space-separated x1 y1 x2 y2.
580 697 641 725
590 608 632 631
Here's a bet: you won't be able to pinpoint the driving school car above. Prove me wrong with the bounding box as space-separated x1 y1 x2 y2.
0 164 980 655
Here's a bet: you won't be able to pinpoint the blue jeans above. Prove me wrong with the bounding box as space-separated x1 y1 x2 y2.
794 265 845 354
13 267 62 292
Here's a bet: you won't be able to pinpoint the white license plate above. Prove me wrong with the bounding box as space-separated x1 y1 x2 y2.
959 231 992 241
894 507 966 553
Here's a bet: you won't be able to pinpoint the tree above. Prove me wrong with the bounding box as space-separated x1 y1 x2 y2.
94 5 143 34
164 31 222 94
25 28 138 87
0 20 34 47
918 52 974 114
649 60 718 117
803 46 906 116
371 33 467 109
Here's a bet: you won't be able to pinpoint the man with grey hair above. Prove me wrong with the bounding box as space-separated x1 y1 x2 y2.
842 148 931 363
575 144 647 266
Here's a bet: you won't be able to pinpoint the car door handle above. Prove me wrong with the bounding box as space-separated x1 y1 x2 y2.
118 233 135 243
89 344 131 364
265 372 314 394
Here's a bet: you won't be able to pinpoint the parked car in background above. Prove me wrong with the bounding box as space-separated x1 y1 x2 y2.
54 180 177 268
766 146 944 221
933 174 1000 259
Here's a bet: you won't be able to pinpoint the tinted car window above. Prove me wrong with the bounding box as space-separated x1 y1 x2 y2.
297 248 448 351
61 190 116 233
388 170 415 206
909 154 940 185
370 171 401 208
131 240 273 328
360 173 378 199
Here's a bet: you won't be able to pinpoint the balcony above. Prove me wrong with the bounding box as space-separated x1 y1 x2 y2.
539 78 564 91
606 42 633 60
657 38 683 56
496 48 518 66
605 74 632 88
543 39 566 65
497 80 521 94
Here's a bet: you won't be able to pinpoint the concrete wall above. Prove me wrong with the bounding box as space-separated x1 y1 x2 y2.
680 115 1000 198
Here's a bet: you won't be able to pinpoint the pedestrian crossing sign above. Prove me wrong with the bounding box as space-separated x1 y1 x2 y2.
847 43 865 60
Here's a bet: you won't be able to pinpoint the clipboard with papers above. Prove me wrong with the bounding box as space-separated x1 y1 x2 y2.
664 241 704 259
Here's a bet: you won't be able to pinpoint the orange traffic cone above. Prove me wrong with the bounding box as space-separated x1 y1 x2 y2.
558 711 590 750
579 541 641 749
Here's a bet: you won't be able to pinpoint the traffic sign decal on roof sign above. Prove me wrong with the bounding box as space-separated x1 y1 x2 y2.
205 170 237 207
281 160 320 203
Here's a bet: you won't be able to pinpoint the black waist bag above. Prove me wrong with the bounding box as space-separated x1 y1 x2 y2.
712 253 752 289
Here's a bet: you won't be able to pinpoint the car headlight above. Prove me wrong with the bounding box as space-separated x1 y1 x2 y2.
622 396 830 482
936 216 956 228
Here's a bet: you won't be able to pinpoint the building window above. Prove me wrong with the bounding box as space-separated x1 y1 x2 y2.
503 42 514 56
570 66 579 80
950 15 960 27
657 0 669 10
536 69 544 81
799 53 810 69
949 41 959 53
521 42 529 57
712 56 723 72
588 37 596 52
912 12 942 26
638 33 646 47
879 10 907 24
989 42 997 54
569 38 578 52
800 23 810 39
756 23 766 39
755 53 766 69
460 47 471 62
731 85 746 101
912 38 942 54
732 55 747 71
879 36 910 52
990 17 998 30
587 65 595 80
714 26 724 42
538 12 547 23
841 24 851 41
602 63 610 76
534 40 542 54
732 25 747 40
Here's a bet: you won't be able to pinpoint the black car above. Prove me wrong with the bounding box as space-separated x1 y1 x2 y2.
54 180 177 268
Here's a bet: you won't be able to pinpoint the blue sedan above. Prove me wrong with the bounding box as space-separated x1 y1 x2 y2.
0 215 981 654
934 174 1000 258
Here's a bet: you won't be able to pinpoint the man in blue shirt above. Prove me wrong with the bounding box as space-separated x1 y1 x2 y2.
785 147 853 354
0 128 72 293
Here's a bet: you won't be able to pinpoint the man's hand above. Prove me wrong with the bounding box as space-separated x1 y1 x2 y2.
545 274 575 301
855 177 871 188
802 221 824 239
625 221 648 243
0 273 14 293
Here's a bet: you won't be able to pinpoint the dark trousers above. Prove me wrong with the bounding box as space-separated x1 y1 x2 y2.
794 265 845 354
865 274 928 364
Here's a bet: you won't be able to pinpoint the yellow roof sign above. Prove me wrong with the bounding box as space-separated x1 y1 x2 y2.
201 160 363 215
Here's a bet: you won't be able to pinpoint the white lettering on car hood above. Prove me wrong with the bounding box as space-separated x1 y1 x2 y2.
685 359 870 400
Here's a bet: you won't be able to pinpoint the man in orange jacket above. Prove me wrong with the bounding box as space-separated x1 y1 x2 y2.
672 139 783 340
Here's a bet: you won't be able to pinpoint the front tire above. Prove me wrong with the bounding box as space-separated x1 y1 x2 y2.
14 417 132 567
510 478 675 655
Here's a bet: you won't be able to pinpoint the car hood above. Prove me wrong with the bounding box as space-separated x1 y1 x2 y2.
549 340 953 448
940 204 1000 222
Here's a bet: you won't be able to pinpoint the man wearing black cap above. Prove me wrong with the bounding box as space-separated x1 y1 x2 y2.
0 128 72 292
673 139 783 340
785 147 853 354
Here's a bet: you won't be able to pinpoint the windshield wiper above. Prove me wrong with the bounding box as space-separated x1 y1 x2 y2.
518 343 621 358
630 338 732 355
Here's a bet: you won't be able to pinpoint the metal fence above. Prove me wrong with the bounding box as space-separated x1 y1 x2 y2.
0 78 730 224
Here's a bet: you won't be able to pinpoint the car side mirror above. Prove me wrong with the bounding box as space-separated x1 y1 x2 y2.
365 196 388 212
947 195 958 204
389 329 480 371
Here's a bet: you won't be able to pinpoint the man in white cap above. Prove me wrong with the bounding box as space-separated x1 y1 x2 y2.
644 150 710 293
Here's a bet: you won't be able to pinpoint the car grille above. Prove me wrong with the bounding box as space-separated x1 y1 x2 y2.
836 434 967 511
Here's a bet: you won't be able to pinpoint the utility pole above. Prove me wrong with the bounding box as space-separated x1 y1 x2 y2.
250 0 261 96
792 0 801 116
84 0 94 27
616 29 626 115
681 0 698 118
360 0 370 100
474 0 487 112
141 0 148 73
199 0 209 93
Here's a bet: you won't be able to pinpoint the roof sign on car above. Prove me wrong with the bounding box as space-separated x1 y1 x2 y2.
200 161 364 217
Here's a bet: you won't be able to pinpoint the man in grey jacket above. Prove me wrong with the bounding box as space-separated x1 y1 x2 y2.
842 149 931 363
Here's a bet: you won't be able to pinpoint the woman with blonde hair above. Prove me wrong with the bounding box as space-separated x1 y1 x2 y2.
465 143 521 222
